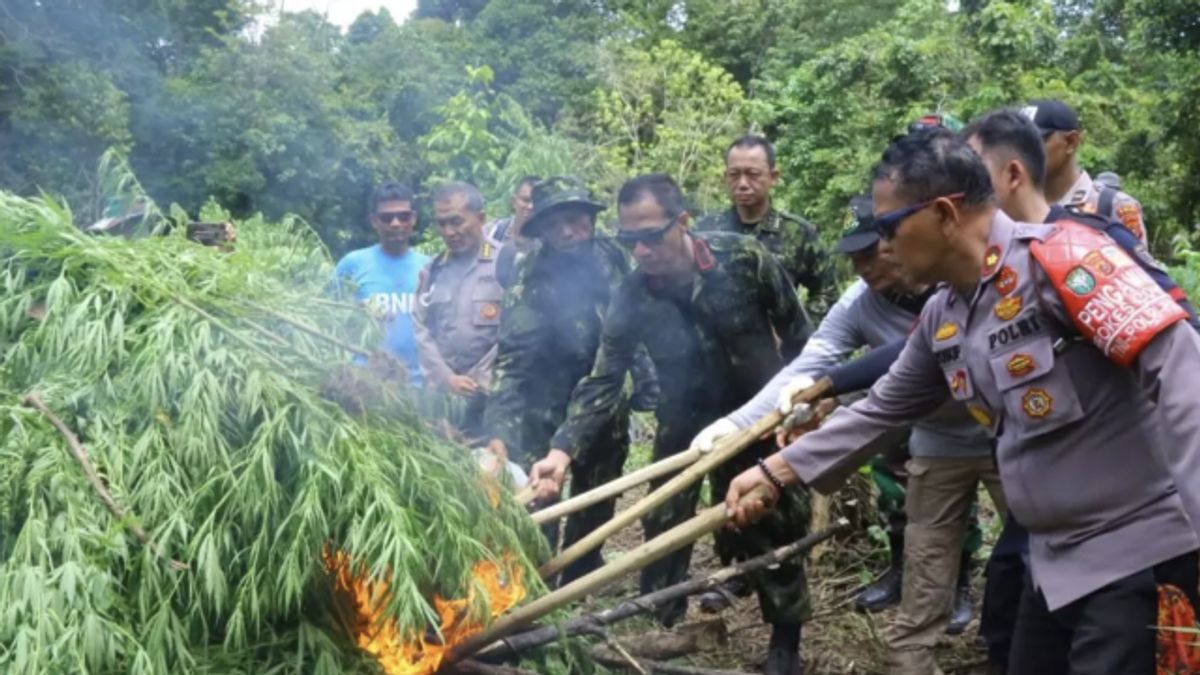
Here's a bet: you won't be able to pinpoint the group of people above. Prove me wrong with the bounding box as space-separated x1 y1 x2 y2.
334 98 1200 675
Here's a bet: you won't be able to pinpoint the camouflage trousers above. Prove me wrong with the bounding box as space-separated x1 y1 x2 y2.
870 452 983 555
640 439 811 625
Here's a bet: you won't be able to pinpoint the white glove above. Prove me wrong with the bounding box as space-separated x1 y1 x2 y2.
690 417 740 453
776 374 817 416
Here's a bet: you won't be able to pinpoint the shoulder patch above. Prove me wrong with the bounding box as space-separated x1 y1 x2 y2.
1030 223 1186 367
935 321 959 341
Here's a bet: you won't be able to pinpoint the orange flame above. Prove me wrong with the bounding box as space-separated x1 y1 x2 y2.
326 549 526 675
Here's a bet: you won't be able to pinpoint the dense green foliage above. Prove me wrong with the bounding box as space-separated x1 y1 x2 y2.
1 0 1196 254
0 189 546 673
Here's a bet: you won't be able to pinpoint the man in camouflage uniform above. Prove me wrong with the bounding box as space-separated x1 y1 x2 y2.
412 182 504 441
1023 99 1150 244
529 174 813 675
482 177 636 585
696 135 838 316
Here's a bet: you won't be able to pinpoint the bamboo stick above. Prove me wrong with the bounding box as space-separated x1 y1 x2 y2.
538 377 831 579
514 486 537 507
530 449 700 525
242 300 371 358
451 486 777 660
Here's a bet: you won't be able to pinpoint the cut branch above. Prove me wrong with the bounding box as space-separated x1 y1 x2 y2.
21 392 189 571
242 300 370 358
590 650 754 675
475 523 848 659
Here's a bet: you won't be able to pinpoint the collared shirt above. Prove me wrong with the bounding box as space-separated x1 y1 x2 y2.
781 210 1200 610
696 205 838 316
1056 170 1148 245
550 232 811 461
412 239 504 390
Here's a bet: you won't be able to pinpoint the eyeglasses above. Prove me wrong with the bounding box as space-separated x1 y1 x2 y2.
376 211 415 224
874 193 964 240
616 216 680 249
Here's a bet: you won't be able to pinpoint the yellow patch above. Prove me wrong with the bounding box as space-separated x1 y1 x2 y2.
982 245 1002 276
935 322 959 341
1021 388 1053 418
967 405 993 428
1006 353 1035 378
480 303 500 320
994 296 1023 321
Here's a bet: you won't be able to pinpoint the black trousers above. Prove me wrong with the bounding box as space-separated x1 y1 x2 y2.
1008 551 1199 675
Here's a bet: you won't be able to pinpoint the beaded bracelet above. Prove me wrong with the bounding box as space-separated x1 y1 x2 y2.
757 458 786 493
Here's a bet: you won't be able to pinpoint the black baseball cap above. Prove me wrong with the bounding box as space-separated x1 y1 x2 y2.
1023 99 1080 134
836 195 879 254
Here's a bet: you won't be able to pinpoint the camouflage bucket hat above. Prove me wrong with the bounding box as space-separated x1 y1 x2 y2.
523 176 605 238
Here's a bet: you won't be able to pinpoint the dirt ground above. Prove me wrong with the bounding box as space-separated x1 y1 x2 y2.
573 480 997 675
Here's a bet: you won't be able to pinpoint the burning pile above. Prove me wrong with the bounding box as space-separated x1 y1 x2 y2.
0 191 546 673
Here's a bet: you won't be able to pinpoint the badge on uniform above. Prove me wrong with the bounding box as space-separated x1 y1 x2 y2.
995 266 1018 296
947 368 971 397
1116 203 1141 231
1064 267 1096 296
982 245 1002 277
480 303 500 320
994 296 1023 321
967 404 993 428
1021 387 1053 418
1082 249 1115 276
1005 352 1036 378
935 322 959 341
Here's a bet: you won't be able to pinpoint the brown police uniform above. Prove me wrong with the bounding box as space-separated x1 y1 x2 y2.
780 210 1200 674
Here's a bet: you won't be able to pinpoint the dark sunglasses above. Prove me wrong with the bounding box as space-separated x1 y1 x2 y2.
616 216 679 249
376 211 415 224
874 193 965 240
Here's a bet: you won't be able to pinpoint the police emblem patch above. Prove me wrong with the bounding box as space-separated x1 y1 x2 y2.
994 296 1023 321
1116 203 1141 230
949 369 968 394
1006 352 1035 378
1064 267 1096 296
935 322 959 341
967 404 993 428
1021 388 1053 418
995 266 1018 296
1082 249 1115 276
982 246 1002 277
480 303 500 320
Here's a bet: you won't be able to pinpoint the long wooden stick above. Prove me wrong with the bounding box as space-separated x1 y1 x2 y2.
243 301 370 358
451 486 776 660
476 522 849 659
21 392 189 571
531 449 700 525
591 650 755 675
539 377 832 579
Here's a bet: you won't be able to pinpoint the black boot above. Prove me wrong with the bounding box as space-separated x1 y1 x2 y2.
946 553 974 635
763 622 803 675
856 532 903 612
698 575 752 613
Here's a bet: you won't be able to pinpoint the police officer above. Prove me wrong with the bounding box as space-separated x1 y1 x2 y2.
528 174 813 675
696 135 838 316
1023 99 1150 244
482 177 635 585
692 194 1002 675
413 182 504 441
488 175 540 290
726 128 1200 675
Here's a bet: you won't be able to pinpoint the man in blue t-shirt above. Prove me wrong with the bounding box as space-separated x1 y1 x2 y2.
334 182 430 384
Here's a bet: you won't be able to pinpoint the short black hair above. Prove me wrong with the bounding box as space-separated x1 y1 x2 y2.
515 175 540 192
725 135 776 169
432 181 485 213
369 182 414 213
871 128 993 208
962 108 1047 189
618 173 686 216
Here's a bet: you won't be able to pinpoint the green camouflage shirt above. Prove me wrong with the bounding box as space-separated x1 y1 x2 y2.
696 205 838 316
549 232 812 462
483 237 634 465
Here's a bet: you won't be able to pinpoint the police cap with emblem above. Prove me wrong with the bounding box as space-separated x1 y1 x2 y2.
836 194 879 254
1024 99 1080 134
522 176 606 238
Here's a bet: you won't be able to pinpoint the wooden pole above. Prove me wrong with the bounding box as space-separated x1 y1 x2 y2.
530 449 700 525
474 522 849 659
538 377 831 579
451 486 779 660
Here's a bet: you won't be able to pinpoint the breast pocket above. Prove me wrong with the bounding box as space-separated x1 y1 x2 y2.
472 281 504 327
988 336 1084 439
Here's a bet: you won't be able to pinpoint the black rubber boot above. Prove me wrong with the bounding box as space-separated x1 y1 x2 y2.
946 553 974 635
698 575 751 613
856 532 904 612
763 622 803 675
